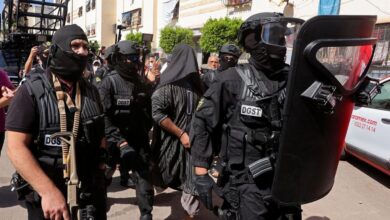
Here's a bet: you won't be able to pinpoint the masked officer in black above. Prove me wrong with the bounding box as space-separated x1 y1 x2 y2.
98 40 154 220
191 12 303 219
6 24 107 220
201 43 241 90
97 43 137 189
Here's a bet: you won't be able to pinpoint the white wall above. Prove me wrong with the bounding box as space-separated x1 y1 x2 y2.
173 0 390 31
66 0 117 47
116 0 155 41
99 0 116 47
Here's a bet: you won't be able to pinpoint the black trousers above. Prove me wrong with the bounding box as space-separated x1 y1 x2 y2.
108 140 154 216
221 174 301 220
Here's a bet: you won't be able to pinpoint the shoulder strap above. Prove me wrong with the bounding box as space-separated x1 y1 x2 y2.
235 64 270 100
25 73 58 130
107 73 118 94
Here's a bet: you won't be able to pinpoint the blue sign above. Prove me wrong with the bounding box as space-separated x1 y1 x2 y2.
318 0 340 15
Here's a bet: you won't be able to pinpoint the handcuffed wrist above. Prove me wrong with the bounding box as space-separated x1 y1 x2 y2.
179 131 185 139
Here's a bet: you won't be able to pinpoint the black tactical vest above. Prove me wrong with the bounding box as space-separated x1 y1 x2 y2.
224 64 284 171
105 71 152 134
25 73 104 163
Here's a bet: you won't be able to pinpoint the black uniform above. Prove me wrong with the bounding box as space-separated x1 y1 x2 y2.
98 57 154 218
6 70 107 219
191 12 303 220
192 63 288 219
6 24 107 220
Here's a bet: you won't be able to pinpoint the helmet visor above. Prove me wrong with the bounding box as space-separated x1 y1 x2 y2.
261 18 303 48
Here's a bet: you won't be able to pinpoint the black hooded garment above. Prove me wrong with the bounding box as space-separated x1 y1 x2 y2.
151 44 202 194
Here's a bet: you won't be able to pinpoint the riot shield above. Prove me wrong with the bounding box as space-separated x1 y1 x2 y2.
272 15 377 205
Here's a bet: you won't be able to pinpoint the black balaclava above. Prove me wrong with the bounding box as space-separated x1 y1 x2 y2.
245 31 289 81
49 24 88 82
219 53 238 71
218 44 240 71
240 13 289 81
115 55 139 81
113 41 140 82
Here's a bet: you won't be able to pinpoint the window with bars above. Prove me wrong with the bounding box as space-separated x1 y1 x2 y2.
121 8 142 29
86 0 91 12
78 6 83 17
92 0 96 10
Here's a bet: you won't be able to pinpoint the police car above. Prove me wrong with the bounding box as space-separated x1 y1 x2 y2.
344 77 390 175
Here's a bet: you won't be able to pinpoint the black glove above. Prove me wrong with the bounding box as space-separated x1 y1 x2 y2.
354 77 381 105
195 174 214 210
119 144 137 169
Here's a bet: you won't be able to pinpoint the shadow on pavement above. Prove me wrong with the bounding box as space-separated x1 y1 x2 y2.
106 176 131 193
106 196 137 212
0 185 26 208
347 156 390 189
154 190 219 220
306 216 330 220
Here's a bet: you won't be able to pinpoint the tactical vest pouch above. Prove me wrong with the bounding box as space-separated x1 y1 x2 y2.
82 114 104 145
245 129 270 146
222 180 240 210
227 129 246 166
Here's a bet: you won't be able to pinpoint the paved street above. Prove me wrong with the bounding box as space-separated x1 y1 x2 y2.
1 143 389 219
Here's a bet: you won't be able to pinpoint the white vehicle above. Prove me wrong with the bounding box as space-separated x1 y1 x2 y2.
344 77 390 175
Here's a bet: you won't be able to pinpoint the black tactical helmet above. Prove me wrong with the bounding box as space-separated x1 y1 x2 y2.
103 44 115 60
115 40 139 55
219 44 241 58
237 12 283 47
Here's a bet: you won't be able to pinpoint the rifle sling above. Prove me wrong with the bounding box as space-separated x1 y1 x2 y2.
52 73 81 179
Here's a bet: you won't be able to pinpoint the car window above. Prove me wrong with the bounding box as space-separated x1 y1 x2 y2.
370 80 390 110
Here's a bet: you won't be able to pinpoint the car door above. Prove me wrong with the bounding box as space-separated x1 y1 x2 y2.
345 78 390 174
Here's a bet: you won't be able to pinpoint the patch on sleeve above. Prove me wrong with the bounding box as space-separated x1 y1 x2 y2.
196 98 205 111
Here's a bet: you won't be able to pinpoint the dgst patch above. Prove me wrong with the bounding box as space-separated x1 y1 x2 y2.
241 104 262 117
44 134 62 147
117 99 131 106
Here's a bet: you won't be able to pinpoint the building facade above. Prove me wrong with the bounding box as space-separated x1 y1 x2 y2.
65 0 389 57
66 0 117 48
116 0 158 48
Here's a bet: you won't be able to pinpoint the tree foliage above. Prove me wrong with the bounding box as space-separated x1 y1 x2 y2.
125 32 152 48
159 26 194 53
200 17 243 53
89 40 100 54
125 32 143 45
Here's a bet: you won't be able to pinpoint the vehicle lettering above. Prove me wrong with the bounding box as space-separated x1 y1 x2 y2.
353 121 376 133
